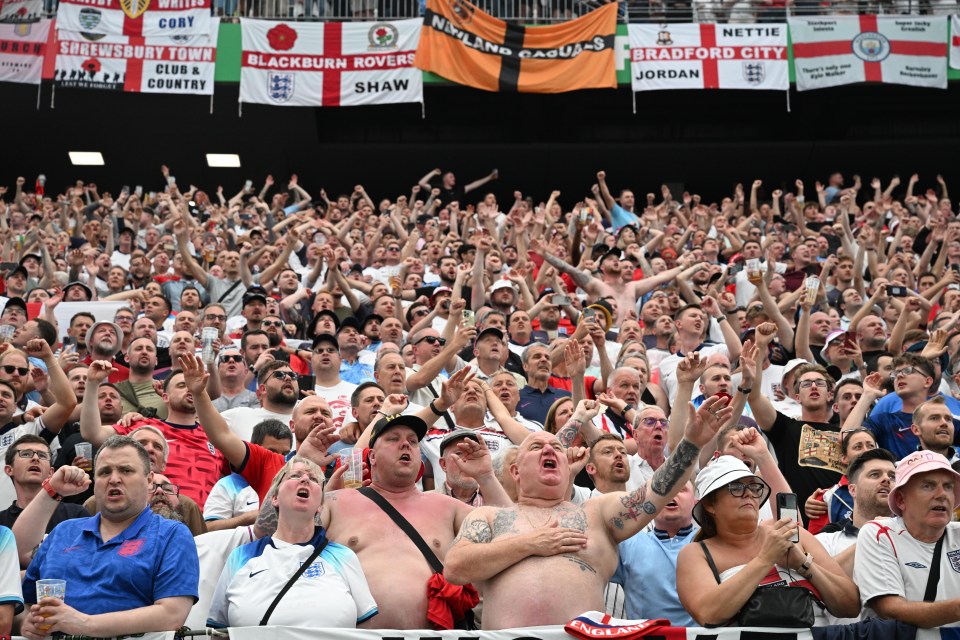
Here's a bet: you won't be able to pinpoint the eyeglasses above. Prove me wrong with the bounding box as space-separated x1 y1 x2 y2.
417 336 446 346
149 482 179 495
0 365 28 376
637 417 669 429
219 354 244 364
386 246 400 251
15 449 49 461
413 309 430 317
313 347 338 355
261 320 283 328
891 366 928 379
726 481 767 498
204 314 226 322
271 370 298 382
798 379 828 389
114 316 134 323
283 471 324 486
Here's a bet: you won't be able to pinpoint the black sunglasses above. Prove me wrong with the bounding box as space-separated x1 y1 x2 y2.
417 336 446 346
271 370 298 382
219 354 244 364
1 365 28 376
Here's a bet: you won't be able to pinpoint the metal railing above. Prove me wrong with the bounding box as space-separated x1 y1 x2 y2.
29 0 960 23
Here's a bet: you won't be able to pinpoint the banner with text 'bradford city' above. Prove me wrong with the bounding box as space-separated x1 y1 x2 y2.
0 18 49 84
53 18 218 93
628 23 787 91
789 15 947 90
240 19 422 107
57 0 212 37
415 0 617 93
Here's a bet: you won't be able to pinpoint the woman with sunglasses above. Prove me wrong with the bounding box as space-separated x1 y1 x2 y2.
804 428 877 534
208 457 377 628
677 456 859 627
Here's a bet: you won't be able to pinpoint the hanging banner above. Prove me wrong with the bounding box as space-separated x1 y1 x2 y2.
950 15 960 70
53 17 218 93
414 0 617 93
628 23 787 91
240 19 422 107
0 18 49 84
55 0 212 37
0 0 43 23
789 15 948 90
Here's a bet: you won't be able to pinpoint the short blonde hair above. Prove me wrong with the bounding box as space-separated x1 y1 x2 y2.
269 456 325 497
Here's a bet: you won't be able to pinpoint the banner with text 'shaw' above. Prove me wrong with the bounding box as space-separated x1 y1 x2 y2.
628 23 787 91
789 15 947 90
53 18 218 93
56 0 212 37
240 19 422 107
0 18 49 84
0 0 43 23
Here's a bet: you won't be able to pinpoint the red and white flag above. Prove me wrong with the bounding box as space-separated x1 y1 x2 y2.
56 0 211 37
790 15 947 90
0 18 49 84
950 15 960 69
53 17 217 93
629 23 788 91
0 0 43 23
240 19 422 107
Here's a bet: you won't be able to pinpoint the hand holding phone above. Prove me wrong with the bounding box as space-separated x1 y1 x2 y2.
776 492 800 543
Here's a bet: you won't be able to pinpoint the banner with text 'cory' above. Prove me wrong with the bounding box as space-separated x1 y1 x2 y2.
240 19 422 107
53 18 218 93
414 0 617 93
56 0 212 37
789 15 947 90
628 23 787 91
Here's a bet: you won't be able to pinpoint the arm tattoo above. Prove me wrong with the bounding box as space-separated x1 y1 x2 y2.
556 419 581 448
542 253 594 290
453 517 493 545
651 438 699 497
609 485 657 530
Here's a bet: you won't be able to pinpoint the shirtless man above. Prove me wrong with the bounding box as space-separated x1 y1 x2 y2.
531 237 684 323
443 395 732 629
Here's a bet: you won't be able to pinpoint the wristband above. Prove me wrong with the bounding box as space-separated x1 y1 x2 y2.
621 403 634 417
41 478 62 502
429 401 444 416
737 386 752 394
798 552 814 576
715 315 728 322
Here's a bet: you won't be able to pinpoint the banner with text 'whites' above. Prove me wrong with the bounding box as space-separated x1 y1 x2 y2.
789 15 947 90
240 19 422 107
53 17 218 93
628 23 787 91
56 0 212 37
414 0 617 93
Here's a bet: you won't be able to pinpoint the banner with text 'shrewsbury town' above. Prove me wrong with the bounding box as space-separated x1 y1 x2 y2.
56 0 212 37
628 23 787 91
789 15 947 90
240 19 422 107
0 0 43 23
53 17 218 93
414 0 617 93
0 18 49 84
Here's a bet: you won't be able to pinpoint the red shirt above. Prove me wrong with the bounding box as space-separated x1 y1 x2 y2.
237 441 286 501
113 417 228 508
548 375 600 400
81 356 129 383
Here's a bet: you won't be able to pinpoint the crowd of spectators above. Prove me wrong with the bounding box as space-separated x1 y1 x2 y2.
0 164 957 636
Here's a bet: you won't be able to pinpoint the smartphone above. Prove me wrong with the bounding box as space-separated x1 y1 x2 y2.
298 374 316 395
843 330 858 349
776 493 800 543
462 309 476 328
951 264 960 273
708 271 724 285
886 285 908 297
167 175 176 186
244 179 253 192
582 308 597 321
239 213 252 221
135 185 143 197
121 185 130 196
550 294 572 306
61 336 75 350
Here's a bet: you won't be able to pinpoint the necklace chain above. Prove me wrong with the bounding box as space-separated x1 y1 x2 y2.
518 505 552 528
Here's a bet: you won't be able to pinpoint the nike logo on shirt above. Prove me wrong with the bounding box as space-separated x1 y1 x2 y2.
249 569 268 578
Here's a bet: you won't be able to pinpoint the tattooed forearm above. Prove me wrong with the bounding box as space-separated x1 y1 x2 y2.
609 485 656 530
651 438 699 497
563 555 597 574
541 253 594 289
454 517 494 544
556 419 581 448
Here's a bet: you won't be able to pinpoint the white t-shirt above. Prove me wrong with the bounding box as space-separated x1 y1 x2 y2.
314 380 358 433
855 517 960 627
187 526 256 631
658 343 730 404
204 473 259 522
221 407 295 443
421 421 515 487
815 528 859 625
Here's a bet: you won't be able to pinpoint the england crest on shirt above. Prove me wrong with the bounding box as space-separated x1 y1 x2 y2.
947 549 960 573
301 560 325 578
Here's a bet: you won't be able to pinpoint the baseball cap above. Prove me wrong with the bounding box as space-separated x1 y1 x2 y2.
243 286 268 306
362 314 384 328
693 455 770 525
309 309 340 334
489 280 517 294
476 327 504 343
369 414 428 448
439 429 480 456
2 297 27 314
311 333 339 352
337 316 362 334
889 450 960 517
782 359 809 379
63 281 93 300
18 253 41 267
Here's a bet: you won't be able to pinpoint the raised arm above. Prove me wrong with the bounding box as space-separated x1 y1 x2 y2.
667 352 708 454
746 323 779 432
12 465 90 567
79 361 122 448
23 339 76 433
180 353 247 468
173 219 208 287
463 169 497 195
531 238 610 299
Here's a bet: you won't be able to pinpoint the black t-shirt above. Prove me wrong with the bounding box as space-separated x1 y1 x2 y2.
0 499 89 532
767 411 842 524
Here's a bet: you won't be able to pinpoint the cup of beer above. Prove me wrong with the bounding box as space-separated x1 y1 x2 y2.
74 443 93 472
746 259 762 285
804 276 820 306
35 579 65 631
340 448 363 489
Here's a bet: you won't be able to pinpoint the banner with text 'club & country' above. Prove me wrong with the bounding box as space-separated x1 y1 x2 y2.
0 18 49 84
414 0 617 93
789 15 947 90
56 0 212 37
628 23 787 91
240 19 422 107
53 18 218 93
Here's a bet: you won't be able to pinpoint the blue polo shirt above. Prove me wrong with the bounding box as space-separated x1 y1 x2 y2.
517 385 571 426
340 359 374 384
23 507 199 614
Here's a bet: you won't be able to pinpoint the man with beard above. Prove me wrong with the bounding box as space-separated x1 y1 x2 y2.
221 361 298 442
211 348 259 412
80 321 128 382
80 361 227 509
114 337 166 420
911 396 960 463
312 333 358 433
63 312 94 360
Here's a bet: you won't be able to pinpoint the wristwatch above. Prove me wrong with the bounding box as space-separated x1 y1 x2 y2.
621 404 634 417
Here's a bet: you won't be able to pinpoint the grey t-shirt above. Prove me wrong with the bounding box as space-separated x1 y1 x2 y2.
205 274 244 318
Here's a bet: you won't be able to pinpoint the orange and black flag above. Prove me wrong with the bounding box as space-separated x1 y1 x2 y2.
414 0 618 93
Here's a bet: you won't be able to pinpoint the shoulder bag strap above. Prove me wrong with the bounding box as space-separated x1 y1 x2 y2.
358 486 443 574
259 535 329 625
217 278 244 304
699 541 723 585
423 380 457 432
923 530 947 602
